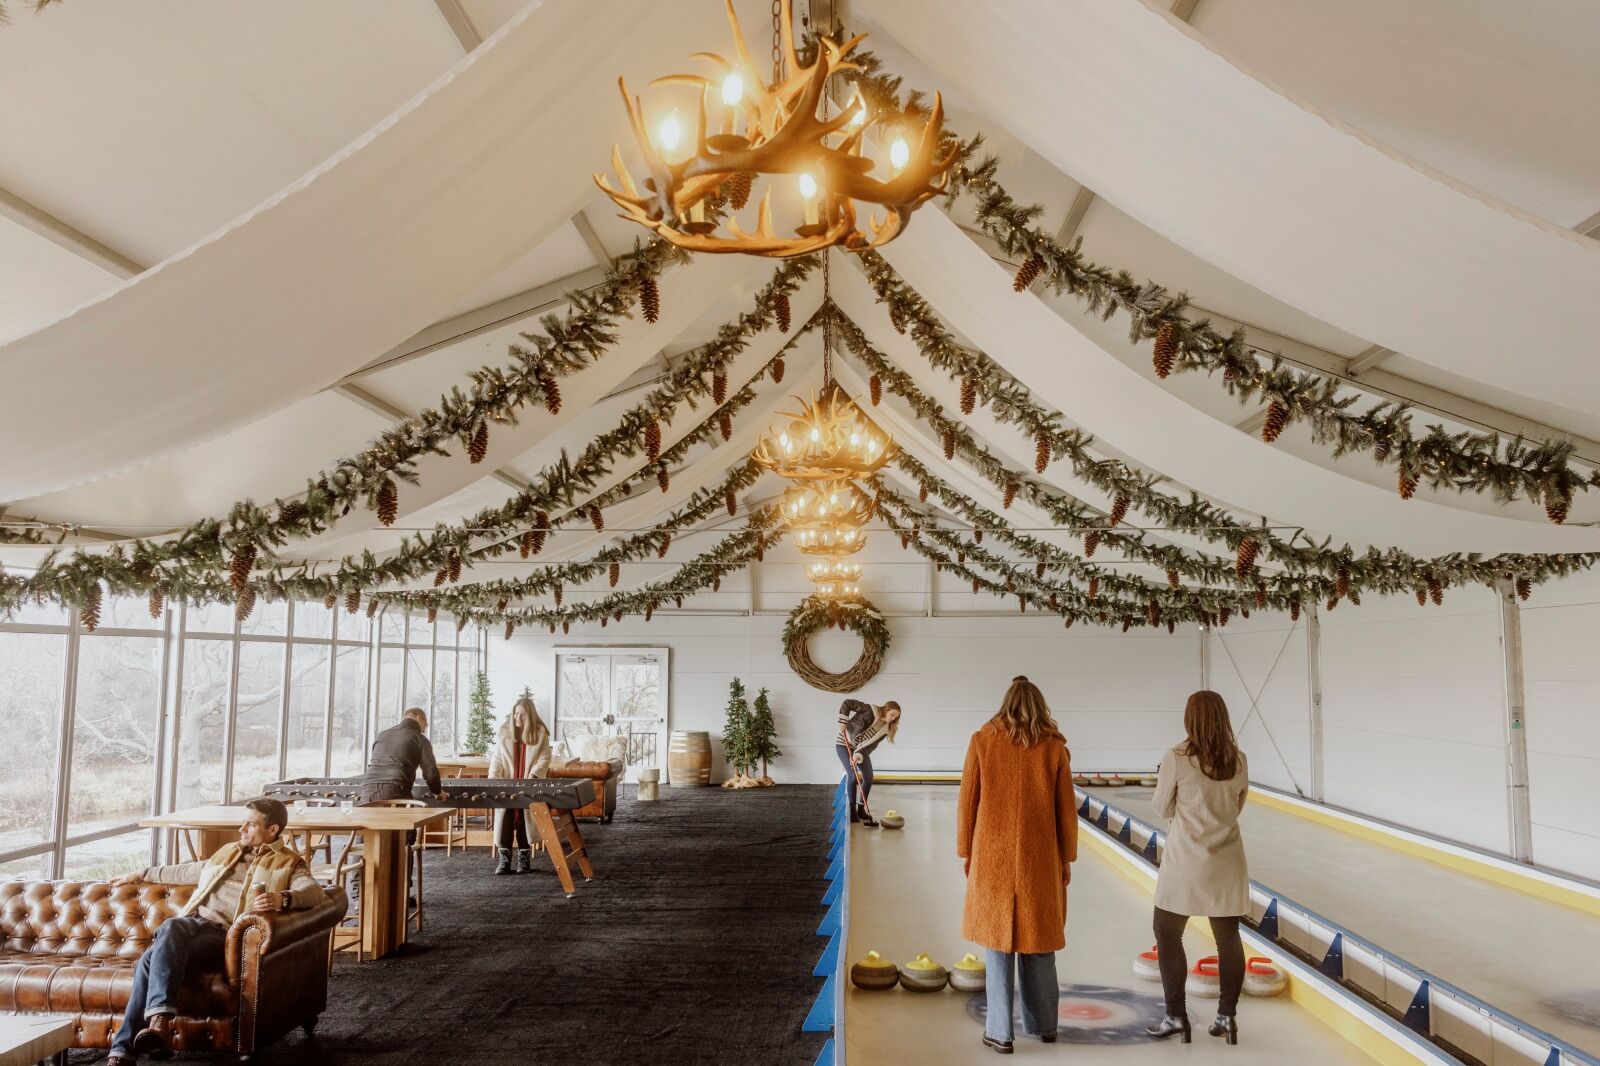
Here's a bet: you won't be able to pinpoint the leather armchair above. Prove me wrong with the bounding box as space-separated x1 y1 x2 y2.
547 758 623 822
0 879 347 1059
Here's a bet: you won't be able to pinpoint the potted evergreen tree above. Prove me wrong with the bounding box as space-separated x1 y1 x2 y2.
719 677 758 788
748 687 781 787
463 671 495 756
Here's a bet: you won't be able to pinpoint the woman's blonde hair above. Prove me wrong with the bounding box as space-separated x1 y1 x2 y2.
993 676 1063 747
875 701 901 744
1180 690 1240 781
503 696 546 744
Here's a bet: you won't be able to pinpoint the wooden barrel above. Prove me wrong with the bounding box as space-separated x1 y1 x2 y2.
667 730 712 787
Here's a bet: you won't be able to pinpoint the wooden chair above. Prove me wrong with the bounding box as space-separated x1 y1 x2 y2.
418 769 467 855
284 801 367 966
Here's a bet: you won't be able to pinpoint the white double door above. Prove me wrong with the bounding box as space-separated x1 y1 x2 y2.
552 648 667 781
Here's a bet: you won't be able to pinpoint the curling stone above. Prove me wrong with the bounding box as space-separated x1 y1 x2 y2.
1103 773 1125 787
880 809 905 830
1140 775 1159 786
1132 944 1162 982
950 953 986 993
1087 773 1108 786
1186 956 1222 998
899 952 949 993
1244 956 1287 997
850 950 900 991
1071 773 1089 785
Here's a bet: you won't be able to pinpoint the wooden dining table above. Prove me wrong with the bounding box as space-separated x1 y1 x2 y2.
141 804 440 960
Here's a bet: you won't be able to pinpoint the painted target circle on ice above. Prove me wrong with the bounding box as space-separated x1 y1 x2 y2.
964 982 1166 1045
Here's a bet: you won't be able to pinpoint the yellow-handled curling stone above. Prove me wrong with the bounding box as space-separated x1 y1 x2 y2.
949 952 986 993
879 809 905 830
899 952 949 992
850 950 900 991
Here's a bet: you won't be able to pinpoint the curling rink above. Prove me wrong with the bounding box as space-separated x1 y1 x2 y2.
845 784 1373 1063
1086 785 1600 1059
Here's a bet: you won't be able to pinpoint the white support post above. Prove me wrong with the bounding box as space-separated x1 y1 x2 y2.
1305 605 1325 803
1198 625 1210 689
1494 578 1534 863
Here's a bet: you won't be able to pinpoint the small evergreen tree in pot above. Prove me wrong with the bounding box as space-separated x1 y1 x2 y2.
463 671 496 755
719 677 757 788
748 687 781 787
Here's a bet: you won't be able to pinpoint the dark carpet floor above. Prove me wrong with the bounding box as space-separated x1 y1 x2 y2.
76 786 834 1066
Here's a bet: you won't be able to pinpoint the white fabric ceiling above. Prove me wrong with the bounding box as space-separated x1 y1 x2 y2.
2 0 1597 594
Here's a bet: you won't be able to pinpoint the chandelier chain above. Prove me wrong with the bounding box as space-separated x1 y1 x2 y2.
822 251 833 384
772 0 783 85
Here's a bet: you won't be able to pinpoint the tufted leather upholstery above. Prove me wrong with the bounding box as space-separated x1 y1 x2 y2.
0 879 346 1053
548 758 623 822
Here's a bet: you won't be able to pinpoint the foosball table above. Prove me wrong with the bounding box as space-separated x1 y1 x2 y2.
261 777 597 897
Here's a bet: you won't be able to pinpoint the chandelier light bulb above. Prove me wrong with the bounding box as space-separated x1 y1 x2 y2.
721 72 744 106
798 173 818 200
890 136 910 172
659 112 683 155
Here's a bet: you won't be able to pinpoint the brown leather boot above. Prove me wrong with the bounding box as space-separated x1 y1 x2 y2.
133 1010 175 1059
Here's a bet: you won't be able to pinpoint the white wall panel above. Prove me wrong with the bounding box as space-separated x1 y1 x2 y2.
1207 613 1312 797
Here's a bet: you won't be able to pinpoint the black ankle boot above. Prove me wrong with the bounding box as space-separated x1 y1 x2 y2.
1208 1014 1238 1044
494 848 511 875
513 847 532 874
856 807 879 827
1145 1014 1191 1042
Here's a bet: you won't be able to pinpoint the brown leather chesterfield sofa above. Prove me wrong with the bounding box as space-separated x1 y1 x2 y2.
0 879 346 1060
547 758 623 822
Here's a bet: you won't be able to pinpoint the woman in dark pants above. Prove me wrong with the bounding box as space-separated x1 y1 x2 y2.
1145 690 1250 1045
834 698 900 826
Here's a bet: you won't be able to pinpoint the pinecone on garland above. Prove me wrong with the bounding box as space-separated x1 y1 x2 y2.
148 584 167 620
447 551 463 584
1415 587 1427 607
645 419 662 462
1349 590 1361 606
719 410 733 442
80 583 103 634
1398 468 1418 500
971 578 980 595
468 421 490 465
773 290 792 334
1223 364 1240 385
1428 576 1443 606
537 372 562 416
1034 430 1052 474
1146 600 1161 627
230 544 257 594
656 463 670 493
609 562 620 588
725 170 754 211
942 428 956 460
1289 598 1301 623
323 592 337 610
1516 576 1532 602
366 598 379 619
519 531 535 559
658 535 671 558
1003 479 1019 510
1012 253 1045 293
770 357 785 384
1036 561 1047 580
1084 530 1100 558
433 568 448 588
345 587 361 614
754 535 765 562
973 528 983 545
235 585 256 624
1167 568 1180 589
1167 619 1177 634
712 371 728 405
1261 400 1289 443
918 482 929 503
1241 607 1250 619
644 603 654 623
375 479 399 527
869 374 883 406
889 304 907 335
1219 607 1232 627
496 598 509 612
553 583 563 607
1545 490 1570 525
639 276 661 324
1255 584 1267 609
674 595 684 609
532 511 550 555
589 505 604 533
427 606 438 624
1063 615 1075 629
1018 597 1027 614
278 499 308 527
900 533 911 550
1235 538 1259 579
1108 495 1129 527
957 550 965 565
960 376 977 416
1325 596 1337 612
505 620 516 640
1152 321 1178 379
711 570 722 592
1121 617 1132 633
1336 567 1351 600
562 621 571 635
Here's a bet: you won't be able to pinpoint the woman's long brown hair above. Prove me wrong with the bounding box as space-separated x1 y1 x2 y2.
993 676 1064 747
1180 690 1240 781
503 696 546 745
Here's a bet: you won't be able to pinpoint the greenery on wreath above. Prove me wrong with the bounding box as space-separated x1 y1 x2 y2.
783 595 891 694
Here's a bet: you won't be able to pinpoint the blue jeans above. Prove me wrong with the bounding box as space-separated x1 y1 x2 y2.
835 744 873 816
984 949 1059 1043
110 915 227 1055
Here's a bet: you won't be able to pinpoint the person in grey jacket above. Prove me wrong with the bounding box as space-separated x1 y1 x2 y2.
362 707 447 805
835 698 901 826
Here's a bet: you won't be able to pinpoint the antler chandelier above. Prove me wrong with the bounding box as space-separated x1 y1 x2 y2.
595 0 956 257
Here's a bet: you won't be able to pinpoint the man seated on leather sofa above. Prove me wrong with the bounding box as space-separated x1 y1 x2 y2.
103 797 327 1065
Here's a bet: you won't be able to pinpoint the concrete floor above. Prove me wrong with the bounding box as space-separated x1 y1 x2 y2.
1088 785 1600 1058
845 784 1374 1064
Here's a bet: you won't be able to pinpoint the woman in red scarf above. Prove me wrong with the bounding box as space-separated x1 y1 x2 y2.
489 696 552 875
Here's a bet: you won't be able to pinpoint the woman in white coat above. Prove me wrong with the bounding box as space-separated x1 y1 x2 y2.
488 696 551 875
1145 690 1249 1046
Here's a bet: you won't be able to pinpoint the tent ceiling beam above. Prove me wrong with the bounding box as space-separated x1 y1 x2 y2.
0 184 145 280
332 382 530 493
432 0 482 52
1344 344 1393 376
571 208 614 267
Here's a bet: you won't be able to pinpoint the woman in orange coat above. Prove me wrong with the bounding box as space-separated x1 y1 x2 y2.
957 676 1078 1055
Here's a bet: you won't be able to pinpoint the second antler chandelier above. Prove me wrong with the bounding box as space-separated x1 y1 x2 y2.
595 0 957 257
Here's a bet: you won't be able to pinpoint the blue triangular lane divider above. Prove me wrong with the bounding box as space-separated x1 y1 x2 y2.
822 877 841 906
1142 833 1160 864
1078 796 1091 817
824 857 842 882
1096 806 1110 831
802 975 836 1033
817 897 841 937
1319 932 1344 980
1117 819 1133 846
1258 898 1279 941
1402 980 1431 1036
1544 1047 1562 1066
814 1038 835 1066
814 933 840 977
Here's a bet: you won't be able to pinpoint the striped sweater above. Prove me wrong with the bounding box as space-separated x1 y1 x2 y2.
836 699 891 758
